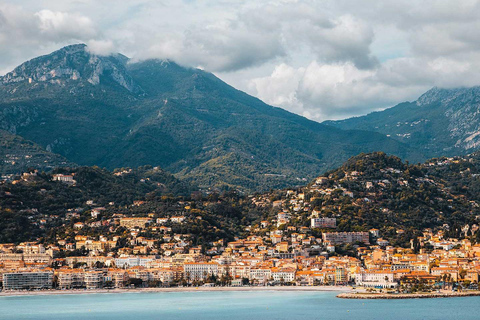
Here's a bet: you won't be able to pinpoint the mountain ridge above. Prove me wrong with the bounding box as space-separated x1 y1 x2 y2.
325 86 480 158
0 44 424 191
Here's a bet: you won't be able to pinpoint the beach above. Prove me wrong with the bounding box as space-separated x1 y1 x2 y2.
0 285 352 297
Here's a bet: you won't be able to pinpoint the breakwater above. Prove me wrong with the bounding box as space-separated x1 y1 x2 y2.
337 291 480 299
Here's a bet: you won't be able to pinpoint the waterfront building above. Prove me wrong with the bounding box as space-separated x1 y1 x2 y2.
3 271 53 290
184 262 219 281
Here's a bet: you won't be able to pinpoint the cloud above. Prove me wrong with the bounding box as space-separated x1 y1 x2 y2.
248 64 305 110
105 1 379 72
4 0 480 121
133 19 286 72
86 39 115 56
295 14 378 69
34 9 97 40
0 4 100 72
248 59 428 121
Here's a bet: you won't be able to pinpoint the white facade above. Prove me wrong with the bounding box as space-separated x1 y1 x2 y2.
355 271 397 288
184 263 219 281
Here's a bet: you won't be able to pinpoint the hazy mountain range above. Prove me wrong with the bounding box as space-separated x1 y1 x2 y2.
1 44 478 191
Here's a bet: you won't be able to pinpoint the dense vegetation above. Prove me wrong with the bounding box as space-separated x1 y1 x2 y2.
3 152 480 247
308 152 480 245
0 166 266 245
0 130 73 175
250 152 480 247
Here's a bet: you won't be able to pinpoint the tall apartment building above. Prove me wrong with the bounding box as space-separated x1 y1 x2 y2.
3 271 53 290
114 256 155 268
85 271 104 289
322 232 370 245
57 269 85 289
183 262 219 281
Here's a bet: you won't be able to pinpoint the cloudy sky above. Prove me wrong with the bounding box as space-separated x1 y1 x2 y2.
2 0 480 121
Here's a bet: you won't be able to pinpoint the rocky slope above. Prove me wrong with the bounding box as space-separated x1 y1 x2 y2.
325 87 480 158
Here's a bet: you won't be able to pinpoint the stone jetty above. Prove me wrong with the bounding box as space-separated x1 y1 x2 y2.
337 291 480 299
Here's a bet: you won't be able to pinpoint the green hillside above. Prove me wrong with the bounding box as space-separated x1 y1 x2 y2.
0 44 424 192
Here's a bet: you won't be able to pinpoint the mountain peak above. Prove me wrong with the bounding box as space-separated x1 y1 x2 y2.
57 43 88 53
0 43 141 93
415 86 479 107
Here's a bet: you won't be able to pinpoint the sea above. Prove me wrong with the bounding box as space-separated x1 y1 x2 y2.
0 290 477 320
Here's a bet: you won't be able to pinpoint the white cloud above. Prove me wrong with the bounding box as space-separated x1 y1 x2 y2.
34 9 96 40
0 4 100 71
248 64 305 110
86 39 115 56
3 0 480 121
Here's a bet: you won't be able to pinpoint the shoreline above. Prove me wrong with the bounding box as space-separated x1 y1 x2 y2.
0 285 352 297
337 291 480 300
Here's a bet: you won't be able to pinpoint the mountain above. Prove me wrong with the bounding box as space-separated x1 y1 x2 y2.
0 129 74 176
0 44 423 192
325 87 480 159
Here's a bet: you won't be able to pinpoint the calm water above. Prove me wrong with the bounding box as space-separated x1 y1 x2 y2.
0 291 477 320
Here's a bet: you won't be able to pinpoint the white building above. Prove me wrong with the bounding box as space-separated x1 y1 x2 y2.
249 268 272 283
114 256 154 268
271 268 295 283
355 271 397 288
183 262 219 281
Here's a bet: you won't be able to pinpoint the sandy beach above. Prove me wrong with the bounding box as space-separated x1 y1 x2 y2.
0 285 352 297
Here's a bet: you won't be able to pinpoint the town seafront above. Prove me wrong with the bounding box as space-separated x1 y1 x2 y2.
2 290 480 320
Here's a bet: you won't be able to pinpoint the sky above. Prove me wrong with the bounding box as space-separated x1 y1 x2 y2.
2 0 480 121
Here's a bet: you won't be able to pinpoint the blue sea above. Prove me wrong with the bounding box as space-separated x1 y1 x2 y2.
0 290 477 320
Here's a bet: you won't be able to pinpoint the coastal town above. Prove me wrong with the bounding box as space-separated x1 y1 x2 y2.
1 227 480 293
2 154 480 295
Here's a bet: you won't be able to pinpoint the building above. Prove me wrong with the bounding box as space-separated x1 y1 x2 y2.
53 174 75 183
271 267 296 283
355 271 397 288
170 216 186 223
65 256 112 268
311 217 336 228
183 262 219 281
107 269 129 288
322 232 370 245
249 267 272 283
85 271 104 289
114 256 154 268
156 218 169 225
335 268 347 285
57 269 85 289
18 243 45 254
271 234 282 244
119 218 152 229
3 271 53 290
